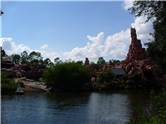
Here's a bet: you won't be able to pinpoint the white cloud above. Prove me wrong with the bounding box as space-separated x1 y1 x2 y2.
131 16 154 46
0 37 12 46
62 15 154 62
0 16 154 62
62 1 154 62
63 30 129 61
0 1 154 62
40 44 48 49
0 37 32 55
0 38 58 61
123 0 134 10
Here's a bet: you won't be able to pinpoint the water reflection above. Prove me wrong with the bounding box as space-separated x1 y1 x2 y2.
88 93 131 124
45 92 90 111
127 90 151 122
2 92 150 124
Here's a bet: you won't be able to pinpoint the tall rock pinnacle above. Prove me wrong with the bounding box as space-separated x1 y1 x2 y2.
126 28 146 62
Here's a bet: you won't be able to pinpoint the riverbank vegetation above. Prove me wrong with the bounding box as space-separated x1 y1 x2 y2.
1 72 17 94
129 91 166 124
128 1 166 123
43 62 90 91
1 47 165 93
1 1 166 124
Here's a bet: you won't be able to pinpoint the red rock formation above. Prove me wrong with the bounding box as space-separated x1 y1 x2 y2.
123 28 158 81
126 28 146 62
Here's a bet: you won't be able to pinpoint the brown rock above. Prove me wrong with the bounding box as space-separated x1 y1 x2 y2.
126 28 146 62
123 28 158 81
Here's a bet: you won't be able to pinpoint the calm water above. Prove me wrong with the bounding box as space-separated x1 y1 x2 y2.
2 91 150 124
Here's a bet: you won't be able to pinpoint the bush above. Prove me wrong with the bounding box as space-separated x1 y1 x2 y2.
43 62 90 91
98 69 115 83
1 72 17 94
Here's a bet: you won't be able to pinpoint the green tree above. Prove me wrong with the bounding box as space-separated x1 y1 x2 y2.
97 57 106 65
1 72 17 94
98 69 115 83
43 62 90 91
29 51 43 63
1 48 6 57
21 51 29 64
44 58 53 67
129 1 166 71
112 59 120 64
54 57 62 64
11 54 21 64
76 60 83 65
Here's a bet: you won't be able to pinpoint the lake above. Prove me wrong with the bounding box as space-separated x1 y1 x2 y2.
2 91 151 124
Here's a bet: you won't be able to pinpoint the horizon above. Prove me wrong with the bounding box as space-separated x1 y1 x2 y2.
0 1 154 62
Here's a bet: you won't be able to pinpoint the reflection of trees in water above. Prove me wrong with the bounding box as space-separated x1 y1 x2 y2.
45 92 91 111
127 90 151 122
87 92 131 124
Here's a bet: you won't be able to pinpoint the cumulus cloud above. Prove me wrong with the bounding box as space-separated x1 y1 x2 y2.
62 1 154 62
63 15 154 62
0 38 58 61
123 0 134 10
0 16 154 62
131 16 154 46
40 44 48 50
0 1 154 62
63 30 129 61
0 37 32 55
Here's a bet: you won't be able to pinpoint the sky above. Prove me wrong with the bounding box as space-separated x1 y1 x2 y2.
0 0 154 62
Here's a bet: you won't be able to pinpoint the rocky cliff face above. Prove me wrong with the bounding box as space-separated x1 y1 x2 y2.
126 28 146 62
123 28 158 84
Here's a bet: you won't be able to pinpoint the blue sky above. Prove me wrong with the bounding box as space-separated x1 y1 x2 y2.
1 1 153 61
2 1 133 51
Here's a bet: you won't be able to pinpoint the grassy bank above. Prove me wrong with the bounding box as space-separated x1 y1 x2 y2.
1 72 17 95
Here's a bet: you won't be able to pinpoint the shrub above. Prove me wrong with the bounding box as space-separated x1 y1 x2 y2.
98 69 115 83
1 72 17 94
43 62 90 91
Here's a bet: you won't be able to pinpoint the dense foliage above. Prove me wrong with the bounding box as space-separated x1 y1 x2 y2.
129 2 166 123
129 1 166 72
11 54 21 64
1 72 17 94
43 62 90 91
98 69 115 83
129 92 166 124
97 57 106 65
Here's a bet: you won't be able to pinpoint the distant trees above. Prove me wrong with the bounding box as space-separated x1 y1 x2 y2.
1 48 6 57
54 57 62 65
111 60 120 64
29 51 42 62
97 57 106 65
84 57 89 65
1 49 63 67
43 58 53 67
21 51 29 64
11 54 21 64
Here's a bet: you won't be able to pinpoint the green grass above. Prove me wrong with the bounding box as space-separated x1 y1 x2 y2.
1 72 17 95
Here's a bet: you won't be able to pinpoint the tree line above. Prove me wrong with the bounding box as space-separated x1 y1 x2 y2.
1 48 121 67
